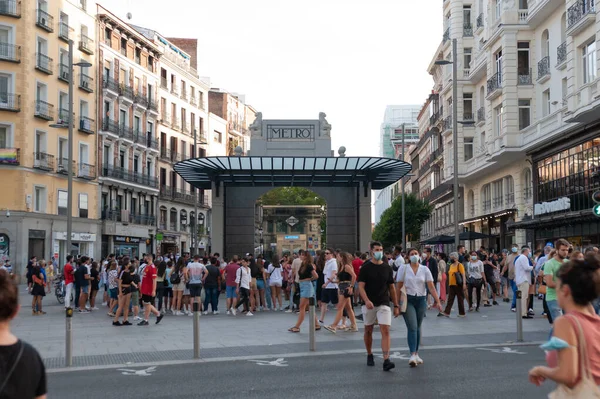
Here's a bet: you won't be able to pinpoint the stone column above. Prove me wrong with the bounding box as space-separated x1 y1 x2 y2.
358 182 372 252
210 181 224 257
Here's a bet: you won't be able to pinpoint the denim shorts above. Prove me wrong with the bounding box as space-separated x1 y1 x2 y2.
109 288 118 299
80 285 89 294
226 285 237 299
256 279 265 290
299 281 314 298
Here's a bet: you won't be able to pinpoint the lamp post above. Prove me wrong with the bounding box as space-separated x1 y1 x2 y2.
400 123 406 252
258 227 264 255
49 40 92 368
434 39 474 250
193 129 198 257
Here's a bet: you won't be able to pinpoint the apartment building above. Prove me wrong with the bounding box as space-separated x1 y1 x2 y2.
131 27 212 256
416 0 600 251
96 5 161 258
0 0 100 272
208 89 255 155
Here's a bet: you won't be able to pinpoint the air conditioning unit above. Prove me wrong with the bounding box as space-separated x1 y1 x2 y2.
82 80 88 88
40 18 46 26
121 209 130 225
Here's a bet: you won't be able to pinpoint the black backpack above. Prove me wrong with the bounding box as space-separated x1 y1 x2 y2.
170 269 181 285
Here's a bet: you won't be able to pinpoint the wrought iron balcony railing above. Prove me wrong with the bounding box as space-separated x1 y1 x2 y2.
487 72 501 94
35 53 53 74
463 24 473 37
568 0 596 29
79 116 95 134
0 0 21 17
477 107 485 123
537 56 550 80
36 9 53 32
0 42 20 63
34 100 54 120
476 13 484 28
58 21 70 42
33 152 55 171
443 27 450 43
518 68 532 85
557 42 566 66
0 93 20 112
79 34 94 55
79 73 93 92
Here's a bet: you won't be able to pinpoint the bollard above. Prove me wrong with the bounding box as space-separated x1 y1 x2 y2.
516 290 523 342
309 297 316 352
193 302 200 359
65 307 73 367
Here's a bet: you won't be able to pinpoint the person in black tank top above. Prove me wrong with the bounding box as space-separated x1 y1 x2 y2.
324 252 358 333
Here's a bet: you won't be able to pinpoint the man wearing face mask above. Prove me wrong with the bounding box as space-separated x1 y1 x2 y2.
358 241 399 372
543 239 569 323
421 248 438 308
514 246 533 319
501 245 520 312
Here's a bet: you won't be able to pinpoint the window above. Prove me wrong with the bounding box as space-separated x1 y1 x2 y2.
495 0 502 20
463 92 473 119
0 73 10 105
134 115 141 133
517 42 530 78
120 38 127 54
135 48 141 64
492 179 503 208
562 78 568 105
104 28 112 44
214 131 222 143
463 5 472 26
0 126 10 148
541 30 550 58
518 99 531 130
494 105 503 136
58 138 67 163
495 49 503 83
542 89 551 116
79 0 86 10
147 121 153 135
58 190 67 216
464 137 474 161
583 40 597 84
524 168 532 200
79 193 88 218
34 186 46 213
479 131 486 154
35 130 46 153
120 109 127 127
464 48 472 70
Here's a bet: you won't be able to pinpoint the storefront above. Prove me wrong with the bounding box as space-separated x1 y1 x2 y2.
460 210 517 252
113 236 142 258
510 126 600 250
159 234 179 256
53 232 96 262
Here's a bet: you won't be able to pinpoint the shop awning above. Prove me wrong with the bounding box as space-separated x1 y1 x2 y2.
459 209 517 226
507 209 593 230
174 156 412 190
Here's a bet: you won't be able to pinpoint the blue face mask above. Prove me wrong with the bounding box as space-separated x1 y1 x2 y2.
373 251 383 261
511 247 518 253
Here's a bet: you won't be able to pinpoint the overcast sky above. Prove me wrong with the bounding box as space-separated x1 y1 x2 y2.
101 0 442 156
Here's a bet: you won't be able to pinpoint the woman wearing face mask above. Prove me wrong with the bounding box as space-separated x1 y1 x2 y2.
396 248 442 366
438 252 467 318
467 251 486 312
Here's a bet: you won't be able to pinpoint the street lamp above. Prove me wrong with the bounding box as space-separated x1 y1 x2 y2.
49 40 91 368
258 227 264 255
434 39 475 249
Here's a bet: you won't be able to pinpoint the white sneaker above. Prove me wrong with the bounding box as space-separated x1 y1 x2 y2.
226 310 231 315
213 311 219 315
246 311 254 316
189 311 194 317
202 311 208 315
101 302 107 306
409 355 418 367
91 307 99 310
231 308 237 316
133 316 142 321
285 309 293 313
415 354 424 364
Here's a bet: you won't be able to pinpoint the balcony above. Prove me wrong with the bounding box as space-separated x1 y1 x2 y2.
0 148 19 165
427 183 452 202
486 72 502 100
476 13 484 31
199 100 206 110
0 43 20 63
103 209 156 225
78 163 95 180
79 34 94 55
119 124 134 141
171 116 181 131
182 122 190 134
58 63 70 83
442 27 450 44
130 214 156 226
36 9 53 32
57 108 72 125
181 89 188 101
79 74 93 92
442 115 452 133
190 96 197 106
102 76 119 98
33 152 54 171
173 187 196 205
518 68 532 85
160 77 168 89
119 84 134 102
133 93 148 109
34 100 54 120
463 112 475 124
148 98 159 114
101 118 119 135
429 111 440 126
0 93 20 112
160 147 171 161
556 42 567 69
101 165 158 188
56 158 76 175
35 53 53 75
463 23 473 37
537 56 550 83
0 0 20 18
567 0 596 35
518 9 529 23
476 107 485 126
58 21 70 42
134 131 159 150
198 130 208 144
170 84 178 97
78 116 95 134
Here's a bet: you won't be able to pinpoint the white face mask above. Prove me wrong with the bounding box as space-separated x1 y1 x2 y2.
409 255 420 264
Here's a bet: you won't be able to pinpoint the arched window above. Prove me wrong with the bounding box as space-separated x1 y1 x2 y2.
170 207 177 231
481 184 491 213
159 206 167 230
180 209 188 232
560 13 566 43
504 175 515 206
541 29 550 58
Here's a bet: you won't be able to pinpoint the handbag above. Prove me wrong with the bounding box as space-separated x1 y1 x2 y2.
398 265 408 314
538 285 547 295
454 264 464 286
548 315 600 398
0 341 24 395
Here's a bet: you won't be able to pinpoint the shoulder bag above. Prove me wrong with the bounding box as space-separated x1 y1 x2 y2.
548 315 600 398
399 265 408 314
454 264 464 286
0 341 24 395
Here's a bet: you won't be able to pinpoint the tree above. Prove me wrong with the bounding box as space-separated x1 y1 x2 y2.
372 193 434 249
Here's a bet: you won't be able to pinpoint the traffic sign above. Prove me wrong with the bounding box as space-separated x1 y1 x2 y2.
286 216 299 226
593 191 600 203
156 233 163 241
594 204 600 217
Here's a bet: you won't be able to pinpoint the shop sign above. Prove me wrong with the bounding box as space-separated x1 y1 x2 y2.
162 235 178 244
53 232 97 242
286 216 299 227
534 197 570 216
284 235 299 240
490 227 500 236
114 236 141 244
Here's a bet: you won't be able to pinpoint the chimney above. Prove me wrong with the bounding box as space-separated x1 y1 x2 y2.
167 37 198 70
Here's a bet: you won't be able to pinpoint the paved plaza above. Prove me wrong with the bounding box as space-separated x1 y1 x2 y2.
12 288 551 370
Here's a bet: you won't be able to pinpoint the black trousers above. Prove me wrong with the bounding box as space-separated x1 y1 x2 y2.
468 279 483 309
237 287 250 311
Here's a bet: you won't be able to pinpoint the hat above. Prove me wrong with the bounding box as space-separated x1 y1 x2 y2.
245 253 252 257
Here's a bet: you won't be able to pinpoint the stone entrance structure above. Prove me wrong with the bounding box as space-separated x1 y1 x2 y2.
175 113 410 257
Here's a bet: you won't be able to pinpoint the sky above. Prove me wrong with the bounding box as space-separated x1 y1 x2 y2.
99 0 442 157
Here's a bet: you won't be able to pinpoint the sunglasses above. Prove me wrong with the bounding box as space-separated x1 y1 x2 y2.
325 252 332 255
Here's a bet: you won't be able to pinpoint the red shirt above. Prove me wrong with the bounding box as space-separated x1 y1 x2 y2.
64 263 74 285
352 258 363 277
224 263 240 287
140 264 157 295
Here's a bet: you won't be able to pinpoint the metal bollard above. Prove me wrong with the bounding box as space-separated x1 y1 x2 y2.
516 290 523 342
309 297 316 352
193 302 200 359
65 307 73 367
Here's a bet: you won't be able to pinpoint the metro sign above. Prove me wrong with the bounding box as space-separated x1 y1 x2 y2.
286 216 299 226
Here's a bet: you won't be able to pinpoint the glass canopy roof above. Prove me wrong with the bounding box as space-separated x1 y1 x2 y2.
174 156 412 190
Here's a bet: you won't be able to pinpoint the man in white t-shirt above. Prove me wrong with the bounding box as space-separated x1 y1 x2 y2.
187 254 207 314
319 248 339 323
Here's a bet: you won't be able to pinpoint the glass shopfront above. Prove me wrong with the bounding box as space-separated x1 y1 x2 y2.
537 137 600 212
535 221 600 251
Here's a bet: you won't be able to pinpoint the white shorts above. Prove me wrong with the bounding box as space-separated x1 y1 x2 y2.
269 280 282 287
361 305 392 326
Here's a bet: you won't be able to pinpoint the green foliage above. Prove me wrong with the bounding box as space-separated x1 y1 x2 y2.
258 187 325 206
372 192 434 249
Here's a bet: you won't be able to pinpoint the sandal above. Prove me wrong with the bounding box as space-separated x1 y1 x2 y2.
315 326 321 331
288 327 300 333
347 325 359 332
324 325 337 334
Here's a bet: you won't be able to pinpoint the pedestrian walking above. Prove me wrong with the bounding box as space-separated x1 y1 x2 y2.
437 253 448 305
543 239 569 324
113 264 134 326
515 246 533 319
358 241 399 372
289 252 320 333
63 255 75 309
319 248 339 323
396 248 442 367
234 257 252 316
30 264 46 316
466 251 486 312
0 269 47 399
187 254 206 316
325 252 358 333
529 253 600 395
155 261 167 314
45 259 54 295
138 255 164 326
224 256 240 314
439 252 466 318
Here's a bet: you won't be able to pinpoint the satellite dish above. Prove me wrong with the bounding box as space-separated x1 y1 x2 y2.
126 12 132 20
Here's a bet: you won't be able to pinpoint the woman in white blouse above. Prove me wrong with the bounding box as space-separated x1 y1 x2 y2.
396 248 442 367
